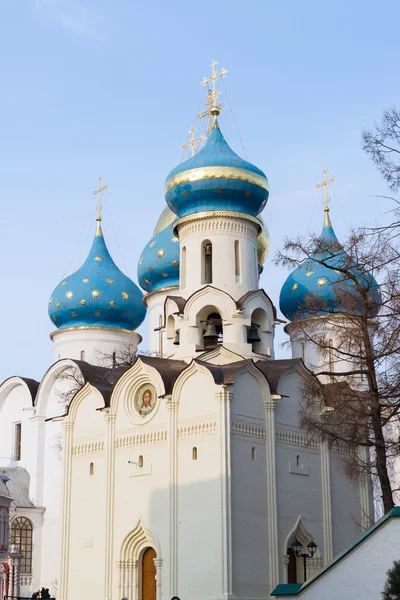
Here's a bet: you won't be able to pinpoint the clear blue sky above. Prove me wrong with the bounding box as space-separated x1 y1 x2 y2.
0 0 398 381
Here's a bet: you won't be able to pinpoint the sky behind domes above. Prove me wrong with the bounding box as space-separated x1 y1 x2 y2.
0 0 398 380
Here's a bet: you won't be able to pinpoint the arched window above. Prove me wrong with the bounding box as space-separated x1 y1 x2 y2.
80 350 85 361
234 240 241 281
192 447 198 460
138 455 144 468
251 447 256 460
287 548 297 584
201 240 213 284
181 246 187 288
249 308 269 354
11 517 33 574
89 462 94 475
167 315 176 339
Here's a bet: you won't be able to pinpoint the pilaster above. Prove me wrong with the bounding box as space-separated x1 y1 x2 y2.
153 557 163 600
264 397 279 596
167 399 178 597
320 440 333 563
58 420 74 600
104 412 116 600
216 389 235 600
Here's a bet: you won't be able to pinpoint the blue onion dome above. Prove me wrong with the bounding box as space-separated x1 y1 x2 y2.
165 123 269 218
279 208 382 322
137 207 180 293
49 219 146 330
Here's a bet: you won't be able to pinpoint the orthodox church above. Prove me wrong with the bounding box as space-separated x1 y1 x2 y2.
0 64 378 600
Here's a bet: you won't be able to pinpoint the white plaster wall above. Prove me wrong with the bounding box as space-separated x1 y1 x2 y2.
0 385 33 467
67 392 106 600
51 328 141 365
280 517 400 600
177 216 259 298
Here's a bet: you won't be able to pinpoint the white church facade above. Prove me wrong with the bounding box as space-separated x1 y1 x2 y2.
0 65 377 600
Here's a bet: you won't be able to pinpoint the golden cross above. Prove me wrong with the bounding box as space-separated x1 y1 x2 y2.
93 175 108 221
182 126 205 157
198 59 227 134
316 167 335 211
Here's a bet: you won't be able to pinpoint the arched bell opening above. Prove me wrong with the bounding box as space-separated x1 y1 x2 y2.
201 239 213 285
196 305 223 351
248 308 271 356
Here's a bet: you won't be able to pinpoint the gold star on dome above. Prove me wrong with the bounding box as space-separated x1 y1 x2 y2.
106 278 114 284
157 249 165 258
65 291 73 299
306 270 313 277
92 289 101 298
171 236 179 243
83 277 90 283
245 191 251 197
139 256 143 265
80 299 86 305
56 303 61 309
61 280 68 286
216 187 222 194
94 311 101 317
148 267 153 272
121 291 129 300
71 311 77 317
149 240 156 248
49 297 53 304
317 278 327 287
292 283 298 291
172 260 179 268
183 190 190 197
109 301 115 307
162 272 168 277
53 317 57 322
94 256 103 262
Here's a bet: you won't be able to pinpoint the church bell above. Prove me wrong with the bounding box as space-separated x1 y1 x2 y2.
247 323 261 343
173 330 180 345
203 320 218 340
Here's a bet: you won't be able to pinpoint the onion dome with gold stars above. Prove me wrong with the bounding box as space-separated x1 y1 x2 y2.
137 207 180 293
48 219 146 331
279 207 381 322
164 124 269 218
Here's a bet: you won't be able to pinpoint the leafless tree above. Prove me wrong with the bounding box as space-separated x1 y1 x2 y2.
276 224 400 513
363 107 400 193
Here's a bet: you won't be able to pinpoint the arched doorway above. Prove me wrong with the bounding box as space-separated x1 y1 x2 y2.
287 548 297 584
142 547 156 600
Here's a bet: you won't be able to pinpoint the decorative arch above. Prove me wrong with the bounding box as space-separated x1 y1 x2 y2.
282 516 321 583
171 360 217 406
35 359 82 418
183 286 237 324
0 377 35 416
119 518 161 600
110 358 166 424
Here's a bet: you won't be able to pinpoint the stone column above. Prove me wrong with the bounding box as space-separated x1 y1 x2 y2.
264 397 279 595
154 557 163 600
320 440 333 564
132 560 139 600
282 555 289 584
104 412 117 600
58 421 74 600
167 399 178 597
216 388 235 600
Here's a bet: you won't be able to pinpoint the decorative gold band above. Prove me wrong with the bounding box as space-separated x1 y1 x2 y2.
165 166 269 194
173 211 262 235
142 285 179 304
50 325 141 340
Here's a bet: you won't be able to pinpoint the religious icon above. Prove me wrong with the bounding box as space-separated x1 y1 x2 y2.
134 384 157 417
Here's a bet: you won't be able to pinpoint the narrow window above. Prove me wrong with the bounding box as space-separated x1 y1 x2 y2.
254 246 258 281
80 350 85 361
234 240 241 281
58 354 60 360
192 447 198 460
181 246 187 288
296 455 300 467
287 548 297 584
14 423 21 461
202 241 213 284
112 351 117 368
89 462 94 475
329 339 334 372
251 447 256 460
138 455 143 468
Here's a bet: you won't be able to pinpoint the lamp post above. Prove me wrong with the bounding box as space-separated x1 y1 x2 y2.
291 539 318 582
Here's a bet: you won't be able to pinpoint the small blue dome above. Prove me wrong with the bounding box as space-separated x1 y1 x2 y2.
49 221 146 330
165 124 269 218
137 208 180 293
279 209 381 321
